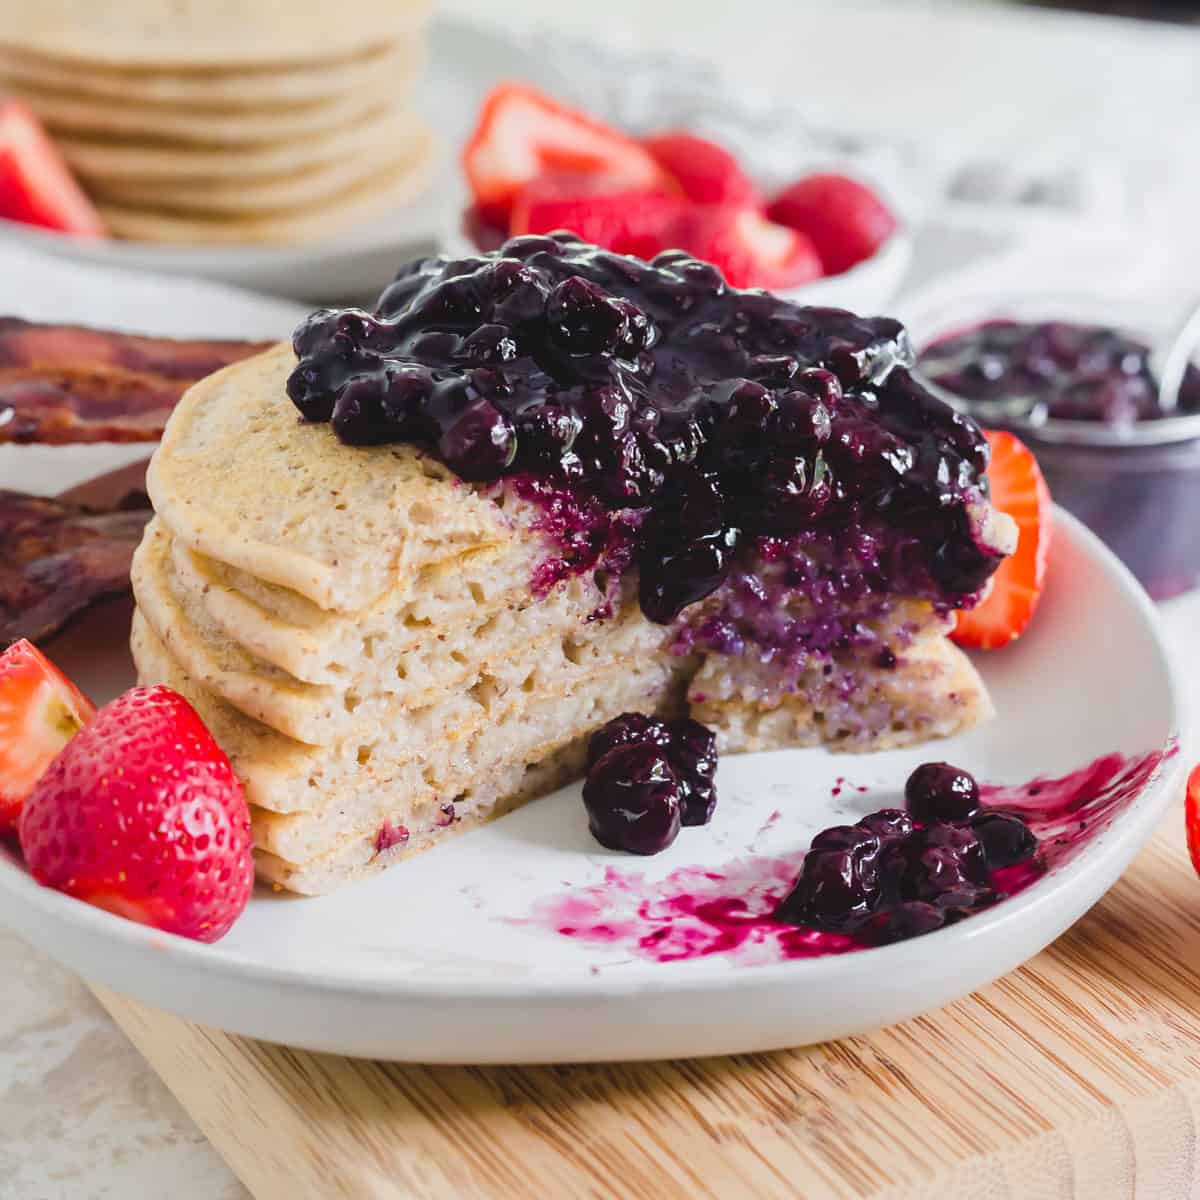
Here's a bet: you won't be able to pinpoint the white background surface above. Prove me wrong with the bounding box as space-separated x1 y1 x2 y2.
4 0 1200 1194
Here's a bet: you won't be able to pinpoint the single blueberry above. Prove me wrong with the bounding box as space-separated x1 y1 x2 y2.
969 811 1038 869
776 826 885 932
438 400 516 481
582 744 683 855
546 277 630 356
904 762 981 824
856 808 915 846
899 821 990 909
668 718 719 827
586 712 671 769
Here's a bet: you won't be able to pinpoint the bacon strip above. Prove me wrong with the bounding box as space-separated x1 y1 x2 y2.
0 318 275 444
1 488 153 644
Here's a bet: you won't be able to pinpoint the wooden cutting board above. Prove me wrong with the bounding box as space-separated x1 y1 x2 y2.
89 787 1200 1200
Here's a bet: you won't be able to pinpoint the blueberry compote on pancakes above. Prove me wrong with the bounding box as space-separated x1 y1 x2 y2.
287 234 1008 703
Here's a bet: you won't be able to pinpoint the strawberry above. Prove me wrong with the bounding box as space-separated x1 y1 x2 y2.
18 685 253 942
952 430 1052 650
666 206 823 290
642 132 758 207
0 639 94 832
0 102 105 238
766 173 896 276
509 174 688 259
463 83 669 228
1186 766 1200 880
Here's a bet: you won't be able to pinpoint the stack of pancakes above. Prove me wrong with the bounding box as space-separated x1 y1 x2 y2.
130 345 1002 894
0 0 434 244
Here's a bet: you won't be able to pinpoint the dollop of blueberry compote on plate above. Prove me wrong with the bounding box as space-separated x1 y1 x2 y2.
288 233 1004 626
775 761 1039 944
583 712 719 854
919 319 1200 425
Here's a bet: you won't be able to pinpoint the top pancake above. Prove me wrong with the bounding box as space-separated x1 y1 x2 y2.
147 344 518 614
0 38 414 110
0 0 432 68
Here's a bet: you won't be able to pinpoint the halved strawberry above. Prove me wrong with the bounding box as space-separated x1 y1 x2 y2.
0 102 105 238
463 83 670 229
1186 765 1200 880
0 639 95 830
952 430 1052 650
509 174 688 259
19 686 253 942
666 206 823 290
642 132 758 207
767 173 896 276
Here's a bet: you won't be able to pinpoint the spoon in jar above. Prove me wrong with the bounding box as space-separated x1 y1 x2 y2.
1151 296 1200 415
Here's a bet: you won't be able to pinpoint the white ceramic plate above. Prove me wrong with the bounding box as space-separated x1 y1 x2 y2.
0 502 1183 1063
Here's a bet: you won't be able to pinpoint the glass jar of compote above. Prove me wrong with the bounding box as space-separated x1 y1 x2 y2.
909 293 1200 600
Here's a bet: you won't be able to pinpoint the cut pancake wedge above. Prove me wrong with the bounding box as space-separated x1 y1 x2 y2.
132 336 1011 894
0 37 417 110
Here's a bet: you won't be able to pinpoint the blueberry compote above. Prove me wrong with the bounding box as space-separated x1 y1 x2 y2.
288 234 1005 630
583 713 718 854
919 319 1200 425
775 761 1038 945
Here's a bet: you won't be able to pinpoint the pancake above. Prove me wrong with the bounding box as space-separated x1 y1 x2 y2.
86 121 430 216
147 344 523 611
132 518 673 745
57 105 422 185
169 536 561 686
9 74 402 144
689 627 991 754
0 0 431 69
0 37 416 110
132 612 687 894
97 143 433 245
131 610 687 820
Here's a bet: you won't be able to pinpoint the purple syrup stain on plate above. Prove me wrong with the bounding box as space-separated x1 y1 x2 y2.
514 746 1174 965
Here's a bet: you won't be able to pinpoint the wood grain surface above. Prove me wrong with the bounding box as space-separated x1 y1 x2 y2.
91 786 1200 1200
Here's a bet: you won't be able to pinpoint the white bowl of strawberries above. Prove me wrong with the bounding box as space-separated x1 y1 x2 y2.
452 83 911 315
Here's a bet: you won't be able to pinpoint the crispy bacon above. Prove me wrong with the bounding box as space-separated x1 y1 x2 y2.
1 488 153 645
0 318 274 444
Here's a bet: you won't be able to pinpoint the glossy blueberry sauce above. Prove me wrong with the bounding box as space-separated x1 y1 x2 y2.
287 234 1005 628
518 746 1172 964
919 319 1200 425
583 713 720 854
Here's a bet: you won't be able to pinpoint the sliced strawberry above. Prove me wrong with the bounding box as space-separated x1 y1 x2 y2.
19 685 253 942
0 639 95 831
642 132 758 207
666 206 823 290
509 174 688 259
463 84 669 228
1186 765 1200 880
952 430 1052 650
766 172 896 276
0 102 105 238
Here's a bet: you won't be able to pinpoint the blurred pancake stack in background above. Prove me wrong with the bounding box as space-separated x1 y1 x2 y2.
0 0 435 244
